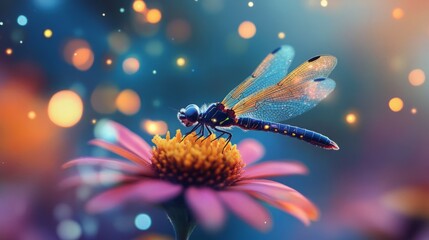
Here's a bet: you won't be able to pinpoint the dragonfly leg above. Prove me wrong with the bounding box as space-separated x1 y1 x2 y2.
223 131 232 150
201 126 213 142
212 127 233 152
211 132 225 142
196 125 206 141
181 123 201 142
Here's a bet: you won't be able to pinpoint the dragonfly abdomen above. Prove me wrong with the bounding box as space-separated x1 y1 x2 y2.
236 117 339 150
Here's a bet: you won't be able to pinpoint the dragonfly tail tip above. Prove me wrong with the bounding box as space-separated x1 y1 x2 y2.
330 141 340 150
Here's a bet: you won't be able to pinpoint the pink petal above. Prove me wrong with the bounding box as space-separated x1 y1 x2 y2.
185 187 226 230
135 180 182 203
242 161 308 179
237 139 265 165
90 139 150 166
63 157 155 176
87 180 182 213
218 190 272 231
251 192 312 225
231 179 318 225
60 172 139 189
86 182 140 213
109 121 152 160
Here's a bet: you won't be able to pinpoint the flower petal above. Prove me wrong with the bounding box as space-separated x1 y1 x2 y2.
109 121 152 160
63 157 155 176
218 190 272 232
60 172 138 189
87 180 182 213
251 192 312 225
242 161 307 179
86 182 141 213
185 187 226 230
90 139 150 166
237 139 265 165
231 179 318 225
135 180 183 203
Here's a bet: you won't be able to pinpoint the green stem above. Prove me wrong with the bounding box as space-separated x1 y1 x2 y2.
162 196 196 240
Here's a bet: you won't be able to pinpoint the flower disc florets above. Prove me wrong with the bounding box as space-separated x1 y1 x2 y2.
151 130 245 189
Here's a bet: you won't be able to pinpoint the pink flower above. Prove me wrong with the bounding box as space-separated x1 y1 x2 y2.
63 121 318 236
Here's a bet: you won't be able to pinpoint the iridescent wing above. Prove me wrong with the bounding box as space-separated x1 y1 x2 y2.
222 45 295 109
230 55 337 122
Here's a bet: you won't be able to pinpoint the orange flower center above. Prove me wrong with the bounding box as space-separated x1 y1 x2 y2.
151 130 245 189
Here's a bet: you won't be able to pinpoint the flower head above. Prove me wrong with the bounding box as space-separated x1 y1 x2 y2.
152 131 244 188
63 121 318 233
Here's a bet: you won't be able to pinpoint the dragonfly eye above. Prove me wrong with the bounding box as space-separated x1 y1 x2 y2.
185 105 200 123
177 105 199 127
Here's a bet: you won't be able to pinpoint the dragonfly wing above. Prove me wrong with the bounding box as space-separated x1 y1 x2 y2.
222 45 295 109
232 55 337 122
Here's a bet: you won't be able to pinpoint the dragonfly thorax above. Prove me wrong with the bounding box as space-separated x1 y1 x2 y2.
177 104 201 127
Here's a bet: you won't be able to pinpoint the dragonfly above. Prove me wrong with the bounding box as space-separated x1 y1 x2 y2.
177 45 339 150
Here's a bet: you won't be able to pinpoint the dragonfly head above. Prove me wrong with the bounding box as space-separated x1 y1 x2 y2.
177 104 200 127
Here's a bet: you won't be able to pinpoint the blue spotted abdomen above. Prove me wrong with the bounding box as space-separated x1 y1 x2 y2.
236 117 339 150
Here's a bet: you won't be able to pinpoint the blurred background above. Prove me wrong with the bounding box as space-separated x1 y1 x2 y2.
1 0 429 239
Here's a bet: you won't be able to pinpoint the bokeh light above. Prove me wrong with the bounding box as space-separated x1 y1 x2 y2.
48 90 83 128
345 112 357 125
133 12 160 36
146 9 162 24
176 57 186 67
411 108 417 115
248 2 254 7
278 32 286 39
320 0 328 7
238 21 256 39
106 58 113 65
34 0 60 9
122 57 140 74
81 217 98 237
166 19 191 43
0 81 64 173
141 119 168 135
17 15 28 26
408 69 425 86
392 8 404 20
145 40 164 56
72 47 94 71
57 219 82 240
390 56 405 72
381 187 429 219
388 97 404 112
28 111 36 120
94 119 118 142
44 29 53 38
201 0 224 13
115 89 141 115
153 99 161 108
5 48 13 55
133 0 146 13
108 32 130 54
134 213 152 231
63 39 90 65
90 85 119 114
